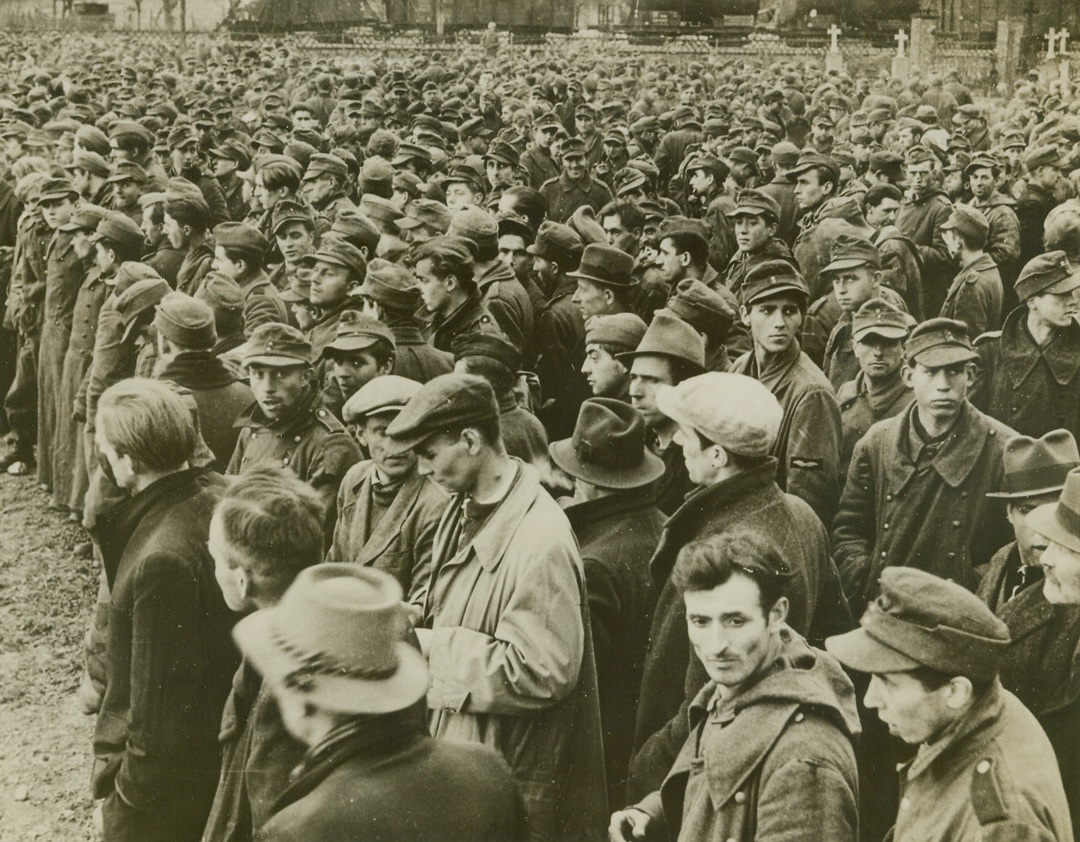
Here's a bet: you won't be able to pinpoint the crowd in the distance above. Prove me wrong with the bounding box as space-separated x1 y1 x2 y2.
3 27 1080 842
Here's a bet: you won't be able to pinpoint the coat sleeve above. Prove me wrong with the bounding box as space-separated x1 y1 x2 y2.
948 277 1001 339
784 387 842 527
426 541 585 715
986 207 1020 272
832 435 878 615
114 551 207 811
916 202 955 288
242 292 288 338
305 432 362 534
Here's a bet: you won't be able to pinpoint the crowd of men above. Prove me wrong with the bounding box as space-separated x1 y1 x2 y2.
5 26 1080 842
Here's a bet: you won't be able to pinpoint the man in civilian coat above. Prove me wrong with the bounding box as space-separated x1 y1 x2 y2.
328 375 447 608
550 398 666 811
385 373 607 841
235 564 527 842
89 379 237 842
628 372 834 802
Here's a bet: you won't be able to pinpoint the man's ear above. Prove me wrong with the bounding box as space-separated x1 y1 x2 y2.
943 675 974 710
768 595 789 627
740 305 751 328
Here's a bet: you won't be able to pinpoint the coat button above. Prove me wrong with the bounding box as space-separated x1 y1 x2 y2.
947 552 956 560
976 760 990 774
794 712 805 722
294 435 302 442
734 792 746 804
952 520 961 528
886 493 893 501
880 551 887 558
883 523 889 530
283 457 290 466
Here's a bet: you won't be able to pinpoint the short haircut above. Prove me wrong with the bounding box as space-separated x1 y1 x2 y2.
458 354 515 396
221 245 264 272
97 236 143 264
97 377 197 471
258 159 301 194
412 244 476 293
213 468 324 598
113 134 150 158
663 231 709 268
440 415 503 449
802 164 838 194
907 664 993 697
673 530 788 612
863 182 903 210
601 199 646 233
500 185 548 231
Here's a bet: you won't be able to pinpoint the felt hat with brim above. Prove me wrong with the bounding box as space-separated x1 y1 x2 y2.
384 372 499 455
987 429 1080 500
1028 467 1080 554
233 564 429 715
549 398 664 489
567 243 637 288
826 566 1010 680
342 374 422 423
616 311 706 372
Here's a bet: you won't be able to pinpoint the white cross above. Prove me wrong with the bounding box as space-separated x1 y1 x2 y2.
827 24 841 53
894 28 908 58
1046 27 1058 60
1059 28 1070 55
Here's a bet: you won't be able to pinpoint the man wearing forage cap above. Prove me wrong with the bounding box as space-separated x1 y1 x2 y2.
833 318 1017 617
826 566 1071 842
731 258 842 526
382 372 607 839
627 371 836 801
211 221 289 337
973 251 1080 442
939 203 1002 338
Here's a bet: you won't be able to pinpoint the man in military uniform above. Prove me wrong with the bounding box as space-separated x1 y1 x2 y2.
896 145 955 319
833 319 1015 616
1017 146 1063 269
521 112 561 190
722 188 794 300
965 154 1021 309
211 221 289 337
412 235 501 353
228 322 361 532
731 260 842 527
540 137 613 225
300 153 355 226
837 298 914 479
827 566 1072 842
939 204 1002 337
974 252 1080 441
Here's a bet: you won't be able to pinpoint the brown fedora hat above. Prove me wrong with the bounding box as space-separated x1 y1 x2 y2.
616 310 706 372
987 429 1079 499
233 564 429 714
549 398 664 489
566 243 638 288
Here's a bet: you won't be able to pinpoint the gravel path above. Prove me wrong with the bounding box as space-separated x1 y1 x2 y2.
0 475 98 841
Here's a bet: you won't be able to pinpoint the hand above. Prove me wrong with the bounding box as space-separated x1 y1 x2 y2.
608 808 651 841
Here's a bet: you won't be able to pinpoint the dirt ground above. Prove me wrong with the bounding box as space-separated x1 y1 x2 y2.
0 474 98 841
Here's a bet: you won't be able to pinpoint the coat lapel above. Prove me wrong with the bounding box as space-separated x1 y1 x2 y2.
356 474 428 566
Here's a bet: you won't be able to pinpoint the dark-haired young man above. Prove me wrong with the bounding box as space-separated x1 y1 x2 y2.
615 530 859 842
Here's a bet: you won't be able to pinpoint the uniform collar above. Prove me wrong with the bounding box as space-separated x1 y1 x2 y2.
897 401 994 488
904 680 1004 780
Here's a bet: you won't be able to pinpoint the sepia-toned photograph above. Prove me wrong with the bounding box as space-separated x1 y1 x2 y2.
0 0 1079 838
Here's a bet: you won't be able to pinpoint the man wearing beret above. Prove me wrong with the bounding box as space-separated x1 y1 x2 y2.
629 372 835 802
939 203 1002 337
896 145 956 319
153 291 253 473
550 398 665 810
540 136 613 224
353 258 454 383
827 567 1072 841
329 375 448 607
837 298 914 478
211 221 289 337
412 235 502 353
834 318 1016 616
383 373 607 839
731 260 842 526
228 323 361 534
973 252 1080 442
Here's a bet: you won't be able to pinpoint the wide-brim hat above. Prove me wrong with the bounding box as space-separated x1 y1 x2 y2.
987 429 1080 499
548 398 664 490
566 243 638 288
234 564 428 714
616 311 706 372
1027 466 1080 554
